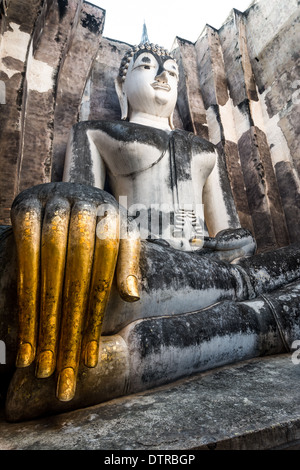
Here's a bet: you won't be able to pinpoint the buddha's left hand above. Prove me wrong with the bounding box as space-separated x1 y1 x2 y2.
203 228 256 261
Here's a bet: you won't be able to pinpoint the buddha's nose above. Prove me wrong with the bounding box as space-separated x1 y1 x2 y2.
155 70 168 83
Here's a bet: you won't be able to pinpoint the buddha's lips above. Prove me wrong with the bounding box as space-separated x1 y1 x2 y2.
151 82 171 91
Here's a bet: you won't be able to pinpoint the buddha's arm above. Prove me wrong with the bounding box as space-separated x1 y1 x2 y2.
202 153 240 237
63 122 106 189
202 152 256 259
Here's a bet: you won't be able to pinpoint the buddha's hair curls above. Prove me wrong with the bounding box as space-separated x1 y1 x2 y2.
118 42 176 81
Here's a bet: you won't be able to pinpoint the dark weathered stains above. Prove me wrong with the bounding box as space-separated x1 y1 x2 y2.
124 293 287 386
268 281 300 348
221 140 254 233
12 182 119 213
16 71 26 111
138 238 242 296
83 120 170 152
237 99 254 127
81 12 103 35
237 128 279 251
215 143 241 229
57 0 68 21
2 57 24 72
0 226 12 240
238 243 300 296
67 127 95 187
275 160 300 243
211 104 225 142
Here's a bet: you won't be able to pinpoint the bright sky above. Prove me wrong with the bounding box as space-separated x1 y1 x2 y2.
89 0 255 49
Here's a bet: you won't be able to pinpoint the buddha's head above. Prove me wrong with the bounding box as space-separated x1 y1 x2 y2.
115 43 179 130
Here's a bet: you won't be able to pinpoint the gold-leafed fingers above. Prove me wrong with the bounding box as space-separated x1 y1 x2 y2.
56 201 97 401
12 186 141 403
11 197 42 368
35 196 71 378
117 217 141 302
82 206 120 369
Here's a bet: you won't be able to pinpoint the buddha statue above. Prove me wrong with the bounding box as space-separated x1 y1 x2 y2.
1 42 300 421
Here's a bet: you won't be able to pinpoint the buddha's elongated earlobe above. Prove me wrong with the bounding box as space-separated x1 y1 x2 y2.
115 77 129 120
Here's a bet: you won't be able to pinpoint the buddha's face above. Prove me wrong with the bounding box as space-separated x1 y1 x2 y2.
123 51 179 121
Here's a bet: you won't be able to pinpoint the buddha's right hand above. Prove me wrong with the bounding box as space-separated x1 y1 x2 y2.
10 182 140 401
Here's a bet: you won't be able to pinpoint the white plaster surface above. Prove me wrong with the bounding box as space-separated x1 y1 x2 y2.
232 102 251 140
219 98 238 143
206 106 221 144
26 42 54 93
249 94 266 133
0 22 30 78
258 86 294 166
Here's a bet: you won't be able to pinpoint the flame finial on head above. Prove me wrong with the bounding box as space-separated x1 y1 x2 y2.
141 21 150 45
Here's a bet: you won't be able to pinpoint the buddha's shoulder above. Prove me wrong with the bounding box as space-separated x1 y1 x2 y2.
172 129 216 155
71 120 217 155
72 120 170 151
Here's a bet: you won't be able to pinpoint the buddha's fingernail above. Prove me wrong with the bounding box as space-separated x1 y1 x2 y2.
84 340 98 368
126 275 140 301
35 350 55 378
16 343 34 368
56 367 76 402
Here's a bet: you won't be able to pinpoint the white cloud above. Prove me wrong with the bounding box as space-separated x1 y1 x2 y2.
90 0 255 49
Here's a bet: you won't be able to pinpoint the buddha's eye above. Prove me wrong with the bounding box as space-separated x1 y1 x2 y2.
168 71 177 78
143 65 151 70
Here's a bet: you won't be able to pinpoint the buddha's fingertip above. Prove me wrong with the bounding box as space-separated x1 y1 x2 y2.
56 367 76 402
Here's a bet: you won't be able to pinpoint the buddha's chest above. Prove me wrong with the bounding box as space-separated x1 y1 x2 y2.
106 140 169 178
88 123 216 203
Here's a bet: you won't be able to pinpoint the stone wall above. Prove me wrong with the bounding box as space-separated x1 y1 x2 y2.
172 1 300 252
0 0 299 253
0 0 105 224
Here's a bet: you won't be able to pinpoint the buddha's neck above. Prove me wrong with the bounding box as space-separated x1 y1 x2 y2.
129 111 172 132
